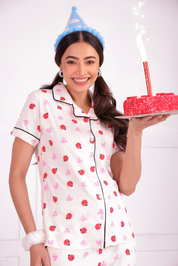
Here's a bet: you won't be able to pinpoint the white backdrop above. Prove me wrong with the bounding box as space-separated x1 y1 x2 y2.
0 0 178 265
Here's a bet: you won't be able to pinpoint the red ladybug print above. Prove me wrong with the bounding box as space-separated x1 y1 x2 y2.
43 173 48 179
72 119 77 124
132 233 135 238
98 263 101 266
52 168 57 174
43 203 46 209
107 124 112 128
125 208 127 213
103 181 108 186
90 166 95 172
68 254 75 261
81 200 88 206
121 221 125 227
63 155 69 162
78 169 85 175
43 113 49 119
125 249 130 255
57 82 61 85
60 124 66 130
60 96 66 101
113 191 118 197
83 117 89 123
29 103 35 109
96 194 102 200
95 223 101 230
110 207 114 213
98 130 103 135
49 140 53 146
64 239 70 246
112 143 115 149
90 138 95 144
42 146 46 152
49 225 56 231
76 142 82 149
57 105 62 110
53 196 58 203
37 125 41 131
67 181 73 187
99 154 105 160
41 89 47 93
66 213 72 219
111 235 116 242
80 227 87 234
98 249 102 254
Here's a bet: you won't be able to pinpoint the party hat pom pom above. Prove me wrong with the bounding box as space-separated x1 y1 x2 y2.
91 29 97 35
72 6 77 11
81 26 87 31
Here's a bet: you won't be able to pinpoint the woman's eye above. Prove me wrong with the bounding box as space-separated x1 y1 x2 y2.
87 61 94 64
67 61 75 64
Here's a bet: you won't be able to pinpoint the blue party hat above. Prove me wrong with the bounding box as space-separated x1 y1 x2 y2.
54 6 105 52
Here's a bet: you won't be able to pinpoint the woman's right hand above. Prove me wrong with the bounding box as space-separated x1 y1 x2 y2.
30 244 51 266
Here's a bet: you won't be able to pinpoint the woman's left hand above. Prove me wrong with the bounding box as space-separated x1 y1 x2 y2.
128 114 171 134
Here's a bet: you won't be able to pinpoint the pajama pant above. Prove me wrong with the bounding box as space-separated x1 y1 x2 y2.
47 238 136 266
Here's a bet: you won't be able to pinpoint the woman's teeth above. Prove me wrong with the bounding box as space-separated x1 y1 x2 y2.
73 78 89 82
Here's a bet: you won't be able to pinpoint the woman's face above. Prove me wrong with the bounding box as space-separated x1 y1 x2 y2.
60 41 100 96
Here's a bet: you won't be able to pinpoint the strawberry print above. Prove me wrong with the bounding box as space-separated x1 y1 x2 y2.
12 83 134 251
64 239 70 246
68 254 75 261
43 113 49 119
29 103 35 109
49 140 53 146
66 213 72 219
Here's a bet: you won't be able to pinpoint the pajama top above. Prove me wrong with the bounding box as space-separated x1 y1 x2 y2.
11 83 134 250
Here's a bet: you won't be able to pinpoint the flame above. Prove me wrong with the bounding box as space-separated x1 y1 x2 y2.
133 0 148 62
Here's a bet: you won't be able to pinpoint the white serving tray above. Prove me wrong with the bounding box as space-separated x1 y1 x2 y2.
116 109 178 119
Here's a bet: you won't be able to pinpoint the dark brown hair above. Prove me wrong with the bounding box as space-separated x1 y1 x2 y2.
41 31 128 150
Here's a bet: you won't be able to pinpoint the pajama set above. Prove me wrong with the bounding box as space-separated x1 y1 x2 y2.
11 83 136 266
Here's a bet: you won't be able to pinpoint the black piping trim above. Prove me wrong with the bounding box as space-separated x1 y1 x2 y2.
52 88 98 121
88 119 107 249
14 127 40 141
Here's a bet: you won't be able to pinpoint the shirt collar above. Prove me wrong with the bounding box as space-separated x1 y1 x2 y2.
52 82 98 121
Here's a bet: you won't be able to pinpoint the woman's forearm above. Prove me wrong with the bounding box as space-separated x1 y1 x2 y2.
118 126 142 195
9 175 36 234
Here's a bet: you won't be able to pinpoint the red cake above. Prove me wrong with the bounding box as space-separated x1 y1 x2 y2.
123 93 178 116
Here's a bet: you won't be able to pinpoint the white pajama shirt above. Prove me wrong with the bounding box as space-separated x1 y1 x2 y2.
11 83 135 252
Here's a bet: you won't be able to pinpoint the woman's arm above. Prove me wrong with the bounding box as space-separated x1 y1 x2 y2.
9 137 50 266
110 114 170 196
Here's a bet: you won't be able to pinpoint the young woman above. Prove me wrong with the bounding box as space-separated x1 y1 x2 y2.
9 7 170 266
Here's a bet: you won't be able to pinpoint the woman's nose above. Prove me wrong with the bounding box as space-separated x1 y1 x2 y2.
76 63 87 75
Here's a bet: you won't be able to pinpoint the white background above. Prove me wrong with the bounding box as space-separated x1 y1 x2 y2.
0 0 178 265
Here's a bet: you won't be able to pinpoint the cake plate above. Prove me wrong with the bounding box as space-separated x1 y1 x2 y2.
116 109 178 119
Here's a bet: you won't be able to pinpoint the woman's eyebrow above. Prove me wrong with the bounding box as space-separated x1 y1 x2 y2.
65 56 97 60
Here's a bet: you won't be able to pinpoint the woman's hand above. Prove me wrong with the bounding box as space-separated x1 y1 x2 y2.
30 244 50 266
128 114 171 134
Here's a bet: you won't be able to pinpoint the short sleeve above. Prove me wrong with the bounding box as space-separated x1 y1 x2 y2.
11 92 42 147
